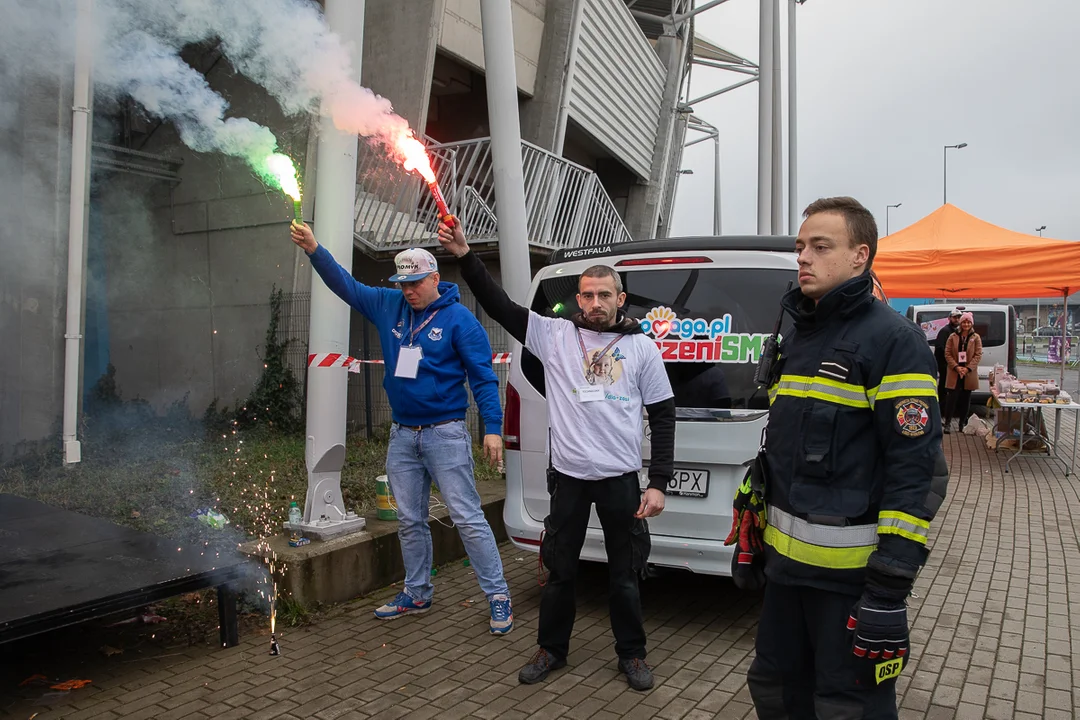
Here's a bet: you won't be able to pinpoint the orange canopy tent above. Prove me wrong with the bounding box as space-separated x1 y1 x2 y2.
874 204 1080 299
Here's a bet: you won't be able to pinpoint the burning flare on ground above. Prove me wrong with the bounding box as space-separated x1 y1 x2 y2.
269 586 279 656
265 153 304 223
394 131 454 228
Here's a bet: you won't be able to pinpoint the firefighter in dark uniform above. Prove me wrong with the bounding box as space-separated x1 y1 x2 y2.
731 197 949 719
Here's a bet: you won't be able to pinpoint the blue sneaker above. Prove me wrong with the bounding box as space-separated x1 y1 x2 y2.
374 592 431 620
490 594 513 635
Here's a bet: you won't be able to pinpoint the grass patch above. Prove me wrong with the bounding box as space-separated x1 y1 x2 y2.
0 421 503 546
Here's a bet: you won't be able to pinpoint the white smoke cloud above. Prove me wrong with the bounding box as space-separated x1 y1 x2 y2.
95 28 278 165
105 0 411 143
1 0 415 184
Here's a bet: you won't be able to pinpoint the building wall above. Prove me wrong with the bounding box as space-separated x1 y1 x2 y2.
101 64 310 416
0 70 72 452
362 1 443 131
568 0 665 180
438 0 547 96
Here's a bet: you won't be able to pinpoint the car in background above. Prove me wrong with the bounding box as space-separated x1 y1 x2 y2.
1034 325 1067 337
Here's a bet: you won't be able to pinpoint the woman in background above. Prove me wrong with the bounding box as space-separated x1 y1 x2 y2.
943 312 982 433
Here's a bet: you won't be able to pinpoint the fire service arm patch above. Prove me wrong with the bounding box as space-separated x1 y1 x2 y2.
894 398 930 438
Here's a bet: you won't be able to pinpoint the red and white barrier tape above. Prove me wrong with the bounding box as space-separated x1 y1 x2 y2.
308 352 512 372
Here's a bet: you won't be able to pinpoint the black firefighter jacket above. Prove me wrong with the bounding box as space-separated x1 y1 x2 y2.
763 273 948 595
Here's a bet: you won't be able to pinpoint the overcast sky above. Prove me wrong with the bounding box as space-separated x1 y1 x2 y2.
670 0 1080 242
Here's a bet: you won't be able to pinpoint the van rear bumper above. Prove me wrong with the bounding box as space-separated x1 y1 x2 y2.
504 488 735 577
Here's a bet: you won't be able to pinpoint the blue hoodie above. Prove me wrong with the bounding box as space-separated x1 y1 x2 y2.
309 245 502 434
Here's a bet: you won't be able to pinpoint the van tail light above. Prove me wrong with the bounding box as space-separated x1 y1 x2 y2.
615 256 711 267
504 383 521 450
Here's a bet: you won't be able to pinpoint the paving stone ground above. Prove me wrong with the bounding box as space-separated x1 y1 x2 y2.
3 379 1080 719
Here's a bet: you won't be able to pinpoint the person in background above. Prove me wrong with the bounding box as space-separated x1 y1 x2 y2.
933 309 962 402
943 312 982 434
288 221 514 635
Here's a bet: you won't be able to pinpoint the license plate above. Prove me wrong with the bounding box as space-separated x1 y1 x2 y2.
668 469 709 498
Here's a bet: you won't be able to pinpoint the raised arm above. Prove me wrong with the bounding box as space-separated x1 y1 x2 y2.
438 219 530 345
290 221 389 321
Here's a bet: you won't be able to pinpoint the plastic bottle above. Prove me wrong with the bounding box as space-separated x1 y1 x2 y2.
288 502 303 545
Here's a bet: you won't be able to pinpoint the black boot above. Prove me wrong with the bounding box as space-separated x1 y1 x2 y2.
518 648 566 684
618 657 655 691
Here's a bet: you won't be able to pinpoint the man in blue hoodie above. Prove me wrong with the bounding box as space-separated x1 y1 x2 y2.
290 221 512 635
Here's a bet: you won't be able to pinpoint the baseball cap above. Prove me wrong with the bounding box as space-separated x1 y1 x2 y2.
388 248 438 282
950 308 963 317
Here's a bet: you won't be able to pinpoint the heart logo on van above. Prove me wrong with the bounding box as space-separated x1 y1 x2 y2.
652 320 671 338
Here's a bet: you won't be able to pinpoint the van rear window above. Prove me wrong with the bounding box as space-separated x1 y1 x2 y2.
916 310 1006 347
528 267 797 411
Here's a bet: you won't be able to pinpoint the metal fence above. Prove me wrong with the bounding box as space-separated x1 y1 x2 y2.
277 289 511 439
352 135 633 252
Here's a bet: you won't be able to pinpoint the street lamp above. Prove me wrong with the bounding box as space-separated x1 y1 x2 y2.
943 142 967 205
1036 225 1046 237
886 203 902 236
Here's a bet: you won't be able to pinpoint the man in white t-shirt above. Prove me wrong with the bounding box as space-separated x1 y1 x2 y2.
438 220 677 692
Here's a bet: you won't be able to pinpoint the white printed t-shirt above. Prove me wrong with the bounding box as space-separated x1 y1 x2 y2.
526 312 674 481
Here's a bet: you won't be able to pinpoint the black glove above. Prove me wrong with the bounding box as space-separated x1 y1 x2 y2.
847 570 912 685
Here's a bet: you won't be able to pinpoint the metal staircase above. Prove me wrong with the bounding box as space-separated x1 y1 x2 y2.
353 136 632 256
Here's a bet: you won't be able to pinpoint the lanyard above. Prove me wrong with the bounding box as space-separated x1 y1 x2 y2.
406 308 440 346
576 329 621 367
959 333 972 354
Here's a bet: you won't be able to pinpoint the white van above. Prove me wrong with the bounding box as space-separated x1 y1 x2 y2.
905 303 1017 401
502 236 797 576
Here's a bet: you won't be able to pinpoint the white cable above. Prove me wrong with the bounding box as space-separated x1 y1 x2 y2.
387 493 455 528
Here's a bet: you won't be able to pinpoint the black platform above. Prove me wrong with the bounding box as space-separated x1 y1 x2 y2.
0 494 249 647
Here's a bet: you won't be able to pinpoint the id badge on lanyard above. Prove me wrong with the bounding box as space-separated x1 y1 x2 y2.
395 308 440 379
395 346 422 378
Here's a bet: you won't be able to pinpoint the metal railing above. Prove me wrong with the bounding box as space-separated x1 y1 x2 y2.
352 136 633 252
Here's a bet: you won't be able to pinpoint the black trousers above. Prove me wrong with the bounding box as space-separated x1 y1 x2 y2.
748 582 899 720
944 387 973 425
538 470 649 662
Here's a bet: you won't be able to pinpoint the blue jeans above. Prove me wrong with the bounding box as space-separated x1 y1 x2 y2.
386 420 509 603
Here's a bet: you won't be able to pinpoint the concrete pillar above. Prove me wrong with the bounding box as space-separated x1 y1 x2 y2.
361 0 442 132
623 32 685 241
519 0 577 151
298 0 366 539
656 112 688 239
480 0 532 304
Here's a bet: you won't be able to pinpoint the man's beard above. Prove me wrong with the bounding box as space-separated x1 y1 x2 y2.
586 311 614 330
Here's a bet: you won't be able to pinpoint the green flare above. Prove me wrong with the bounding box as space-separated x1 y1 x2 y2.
293 199 303 224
